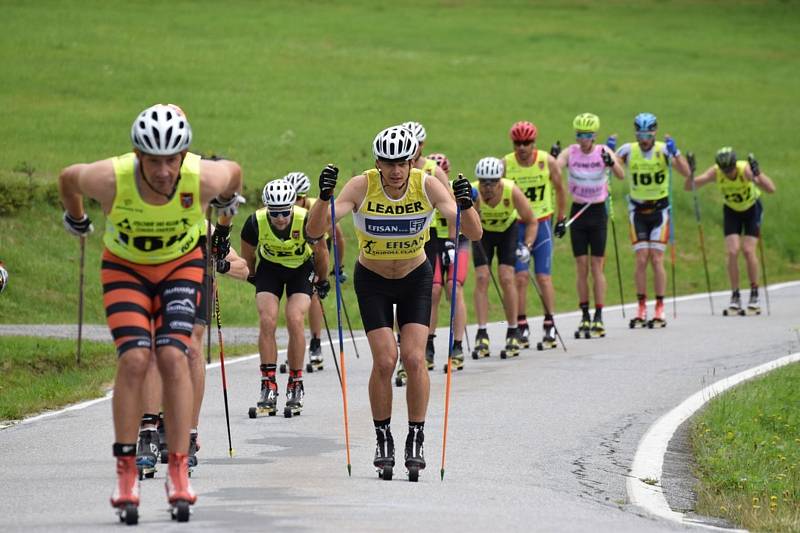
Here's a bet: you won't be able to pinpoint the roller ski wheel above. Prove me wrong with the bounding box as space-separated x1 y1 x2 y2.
283 379 304 418
169 500 191 522
647 318 667 329
116 502 139 525
499 336 520 359
407 466 421 483
394 375 405 387
590 321 606 338
395 363 407 387
442 356 464 373
723 307 745 317
305 361 323 373
279 362 288 374
470 336 490 359
377 464 393 480
746 306 761 316
250 380 278 418
575 319 591 339
629 317 647 329
536 339 557 351
518 323 530 349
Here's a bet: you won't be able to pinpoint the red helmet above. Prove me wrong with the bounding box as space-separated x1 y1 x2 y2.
427 152 451 174
509 121 537 142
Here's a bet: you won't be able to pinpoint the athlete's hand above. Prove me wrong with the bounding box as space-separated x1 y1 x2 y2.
515 243 531 263
605 134 617 152
318 164 339 201
215 258 231 274
452 174 473 209
747 153 760 177
62 212 94 236
441 239 456 268
330 266 348 284
211 193 246 217
554 217 567 239
665 136 679 157
601 148 615 168
550 141 561 158
314 279 331 299
211 224 231 261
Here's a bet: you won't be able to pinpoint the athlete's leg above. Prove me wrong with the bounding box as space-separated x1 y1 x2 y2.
366 327 398 420
256 292 281 365
445 279 466 341
742 235 759 287
498 264 518 325
514 222 529 320
156 344 193 463
399 323 430 421
113 347 152 443
634 248 650 296
590 256 607 307
430 282 443 331
474 265 490 325
187 324 206 430
309 294 323 343
650 249 666 297
140 351 162 423
285 292 312 370
575 255 590 303
725 234 742 290
536 273 556 313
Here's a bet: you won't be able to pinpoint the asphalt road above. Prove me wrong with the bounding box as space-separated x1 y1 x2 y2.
2 283 798 532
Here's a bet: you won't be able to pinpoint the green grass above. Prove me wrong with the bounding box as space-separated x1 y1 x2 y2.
0 336 258 422
692 362 800 532
1 0 799 327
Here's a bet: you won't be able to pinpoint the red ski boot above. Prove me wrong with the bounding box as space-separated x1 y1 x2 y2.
165 452 196 522
110 454 140 525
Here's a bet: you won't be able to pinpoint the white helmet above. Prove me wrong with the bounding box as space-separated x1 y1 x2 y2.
373 126 419 162
0 264 7 294
131 104 192 156
283 172 311 196
262 179 297 209
402 121 427 142
475 157 504 179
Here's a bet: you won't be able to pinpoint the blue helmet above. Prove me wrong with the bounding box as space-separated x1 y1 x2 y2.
634 113 658 132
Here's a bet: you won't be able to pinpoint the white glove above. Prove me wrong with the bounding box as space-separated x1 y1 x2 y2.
441 240 456 268
210 193 246 217
62 212 94 236
515 243 531 264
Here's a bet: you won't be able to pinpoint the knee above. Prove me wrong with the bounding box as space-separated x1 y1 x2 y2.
259 314 277 333
118 350 151 381
431 285 442 299
498 270 514 286
373 353 398 377
285 310 305 331
475 270 489 287
401 351 425 374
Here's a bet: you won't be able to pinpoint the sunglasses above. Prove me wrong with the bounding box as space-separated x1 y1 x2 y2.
268 209 292 218
513 140 534 146
478 178 499 185
575 132 595 139
635 132 656 141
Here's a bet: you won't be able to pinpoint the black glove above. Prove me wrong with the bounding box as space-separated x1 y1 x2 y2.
215 258 231 274
748 153 760 177
601 149 615 168
314 279 331 300
687 152 697 175
318 164 339 201
452 175 473 210
211 224 231 261
441 239 456 269
550 141 561 158
62 212 94 236
247 274 257 287
554 218 566 239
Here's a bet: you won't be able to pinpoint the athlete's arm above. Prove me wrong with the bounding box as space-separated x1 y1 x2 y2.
239 214 259 277
745 165 776 193
434 165 457 240
307 173 366 240
58 159 117 216
426 175 482 242
685 166 716 191
548 154 566 222
222 248 250 281
311 239 330 281
602 146 625 180
512 185 538 247
556 147 570 171
199 159 243 209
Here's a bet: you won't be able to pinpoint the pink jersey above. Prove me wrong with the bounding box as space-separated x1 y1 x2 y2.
567 144 608 204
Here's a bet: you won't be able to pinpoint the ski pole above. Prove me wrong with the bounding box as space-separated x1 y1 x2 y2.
76 235 86 366
667 160 677 318
605 183 626 318
687 153 714 315
757 232 771 316
463 326 471 355
205 209 213 364
329 185 352 476
564 201 592 229
319 297 343 388
528 272 567 352
441 205 462 481
475 240 506 309
213 286 235 458
341 299 360 359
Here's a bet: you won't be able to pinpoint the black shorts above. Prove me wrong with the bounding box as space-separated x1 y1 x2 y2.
723 200 762 237
254 258 314 299
353 260 433 333
472 224 517 268
424 229 440 270
570 202 608 257
195 274 210 325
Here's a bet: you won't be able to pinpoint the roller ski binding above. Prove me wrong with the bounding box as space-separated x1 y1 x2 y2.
306 337 323 373
187 432 199 475
374 426 395 480
283 375 304 418
166 453 196 523
590 319 606 338
443 343 465 372
536 321 557 351
647 301 667 328
405 426 426 482
746 289 761 316
248 376 278 418
425 336 435 371
518 322 530 349
629 299 648 329
111 454 140 525
574 318 591 339
471 331 490 359
499 334 520 359
722 290 745 316
136 428 159 480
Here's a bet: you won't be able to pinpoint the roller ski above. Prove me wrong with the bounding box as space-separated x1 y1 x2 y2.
647 300 667 328
374 425 395 481
305 337 323 373
471 330 490 359
248 376 278 418
166 452 196 523
394 360 407 387
745 289 762 316
187 432 199 476
574 318 591 339
536 321 557 351
442 342 465 372
158 415 168 464
629 299 648 329
135 428 159 480
499 334 520 359
590 319 606 338
722 290 745 316
404 425 426 482
283 375 304 418
518 322 530 349
425 336 435 371
111 454 140 525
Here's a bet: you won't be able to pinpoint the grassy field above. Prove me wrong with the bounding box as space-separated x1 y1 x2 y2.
1 0 799 329
692 362 800 532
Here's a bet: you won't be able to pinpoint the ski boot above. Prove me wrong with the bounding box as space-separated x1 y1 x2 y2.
425 336 435 371
648 300 667 328
187 432 199 475
590 319 606 338
306 337 323 372
746 289 761 316
279 359 288 374
499 334 520 359
518 322 530 349
536 321 558 351
471 331 490 359
395 360 407 387
575 318 591 339
158 415 168 464
248 376 278 418
111 453 140 525
443 342 465 372
136 428 159 480
405 425 426 482
283 375 304 418
630 299 648 329
374 425 395 480
166 452 196 522
723 290 745 316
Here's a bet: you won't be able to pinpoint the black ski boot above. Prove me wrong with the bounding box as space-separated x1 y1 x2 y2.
443 341 465 372
284 373 304 418
249 376 278 418
374 424 395 480
471 329 490 359
537 320 557 351
405 425 426 482
136 428 159 480
723 290 744 316
306 337 323 372
518 321 530 349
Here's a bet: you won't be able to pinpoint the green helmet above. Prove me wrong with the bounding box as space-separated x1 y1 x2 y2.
715 147 737 171
573 113 600 133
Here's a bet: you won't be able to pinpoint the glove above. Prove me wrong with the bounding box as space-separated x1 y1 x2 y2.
748 153 760 176
318 164 339 201
211 224 231 261
687 152 697 175
441 239 456 268
550 141 561 158
515 243 531 264
330 266 348 284
452 175 473 210
314 279 331 300
210 193 246 217
601 149 615 168
554 218 567 239
605 135 617 151
62 212 94 236
215 259 231 274
665 136 679 157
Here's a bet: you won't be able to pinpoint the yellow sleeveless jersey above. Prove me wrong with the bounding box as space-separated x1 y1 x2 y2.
255 205 312 268
627 141 669 201
353 168 433 260
504 150 552 219
476 178 517 232
104 152 203 264
716 161 760 211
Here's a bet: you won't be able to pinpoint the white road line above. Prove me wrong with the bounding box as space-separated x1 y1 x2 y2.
627 351 800 531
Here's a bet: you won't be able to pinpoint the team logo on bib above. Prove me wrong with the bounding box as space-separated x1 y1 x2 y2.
292 230 300 240
539 161 545 169
503 199 510 207
180 193 194 209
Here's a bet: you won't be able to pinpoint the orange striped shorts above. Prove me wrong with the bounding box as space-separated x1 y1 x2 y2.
101 247 204 356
